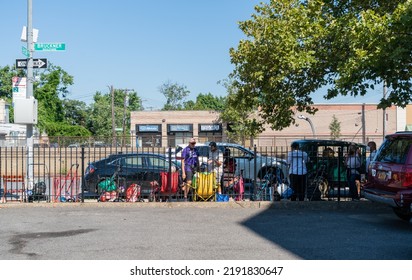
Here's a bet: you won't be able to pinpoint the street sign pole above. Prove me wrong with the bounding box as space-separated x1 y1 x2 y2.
26 0 34 191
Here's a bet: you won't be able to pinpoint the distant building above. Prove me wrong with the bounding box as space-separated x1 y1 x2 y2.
0 99 47 147
131 104 412 148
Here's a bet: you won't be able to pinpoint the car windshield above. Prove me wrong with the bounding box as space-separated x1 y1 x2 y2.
376 138 412 164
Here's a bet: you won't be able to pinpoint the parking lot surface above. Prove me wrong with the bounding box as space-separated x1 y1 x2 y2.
0 201 411 260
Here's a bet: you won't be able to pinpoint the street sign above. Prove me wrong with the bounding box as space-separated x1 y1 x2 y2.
22 46 30 58
34 43 66 51
16 58 47 69
12 77 27 100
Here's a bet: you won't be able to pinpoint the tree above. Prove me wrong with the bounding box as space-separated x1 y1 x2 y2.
218 79 262 144
33 64 91 136
229 0 412 132
62 99 89 126
0 66 26 122
87 89 143 137
183 93 226 111
0 64 91 136
160 81 190 110
329 115 341 140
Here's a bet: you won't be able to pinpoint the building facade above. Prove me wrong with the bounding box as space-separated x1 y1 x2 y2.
131 104 409 148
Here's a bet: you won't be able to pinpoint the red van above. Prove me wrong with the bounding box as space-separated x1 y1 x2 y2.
363 132 412 221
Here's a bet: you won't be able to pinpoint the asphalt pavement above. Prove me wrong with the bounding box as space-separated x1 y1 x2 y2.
0 200 411 260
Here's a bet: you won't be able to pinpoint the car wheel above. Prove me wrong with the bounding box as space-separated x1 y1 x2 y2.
392 208 412 221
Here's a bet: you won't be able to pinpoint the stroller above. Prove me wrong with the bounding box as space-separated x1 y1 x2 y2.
28 181 48 202
97 165 123 202
125 183 142 202
223 170 244 201
254 167 290 201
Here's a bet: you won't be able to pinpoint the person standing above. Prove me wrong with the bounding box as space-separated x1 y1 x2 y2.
366 141 377 175
287 142 309 201
345 145 361 201
207 141 223 194
181 138 199 201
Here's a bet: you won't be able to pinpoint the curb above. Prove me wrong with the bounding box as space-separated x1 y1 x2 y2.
0 200 389 210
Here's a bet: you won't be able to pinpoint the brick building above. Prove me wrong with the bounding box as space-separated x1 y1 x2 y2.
130 104 410 148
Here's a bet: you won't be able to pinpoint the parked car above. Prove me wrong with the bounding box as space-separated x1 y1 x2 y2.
363 132 412 221
68 143 80 148
165 144 185 160
199 142 289 183
83 152 181 200
291 139 367 200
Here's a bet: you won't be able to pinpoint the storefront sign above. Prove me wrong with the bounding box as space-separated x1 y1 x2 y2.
168 124 192 132
199 124 221 132
137 124 161 133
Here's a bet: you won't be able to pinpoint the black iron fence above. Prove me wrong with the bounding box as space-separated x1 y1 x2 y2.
0 139 371 204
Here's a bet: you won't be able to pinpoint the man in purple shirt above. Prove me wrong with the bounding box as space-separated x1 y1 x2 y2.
181 138 199 201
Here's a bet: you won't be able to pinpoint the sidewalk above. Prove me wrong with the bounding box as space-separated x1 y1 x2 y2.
0 199 387 210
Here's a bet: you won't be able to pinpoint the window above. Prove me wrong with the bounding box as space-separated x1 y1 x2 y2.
147 156 168 169
123 156 143 167
376 138 412 164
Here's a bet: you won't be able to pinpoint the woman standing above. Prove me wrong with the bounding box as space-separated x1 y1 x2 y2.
287 142 309 201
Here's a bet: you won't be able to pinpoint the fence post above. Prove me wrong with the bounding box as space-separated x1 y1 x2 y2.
81 147 85 203
253 144 257 200
337 147 341 202
168 146 172 201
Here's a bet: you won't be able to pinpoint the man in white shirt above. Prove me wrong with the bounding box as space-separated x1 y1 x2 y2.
207 142 223 194
366 141 377 175
287 142 309 201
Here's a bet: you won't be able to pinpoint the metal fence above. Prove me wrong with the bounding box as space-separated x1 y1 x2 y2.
0 139 369 204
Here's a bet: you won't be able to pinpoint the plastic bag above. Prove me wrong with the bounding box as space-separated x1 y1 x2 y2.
98 179 117 192
277 184 294 199
216 193 229 202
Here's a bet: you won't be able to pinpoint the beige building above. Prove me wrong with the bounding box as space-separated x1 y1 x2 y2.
131 104 410 148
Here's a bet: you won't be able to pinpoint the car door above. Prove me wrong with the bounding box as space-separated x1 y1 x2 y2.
220 145 255 180
139 154 177 194
112 155 145 188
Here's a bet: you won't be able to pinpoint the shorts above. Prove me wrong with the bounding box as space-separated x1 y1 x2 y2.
184 171 195 182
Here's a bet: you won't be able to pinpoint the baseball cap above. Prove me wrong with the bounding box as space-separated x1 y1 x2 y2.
189 138 196 144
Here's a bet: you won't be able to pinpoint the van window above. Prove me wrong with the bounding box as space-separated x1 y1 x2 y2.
376 138 412 164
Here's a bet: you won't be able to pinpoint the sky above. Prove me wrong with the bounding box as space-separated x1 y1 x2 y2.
0 0 383 110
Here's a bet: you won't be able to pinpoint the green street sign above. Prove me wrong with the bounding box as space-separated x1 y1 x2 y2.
22 46 30 58
34 43 66 51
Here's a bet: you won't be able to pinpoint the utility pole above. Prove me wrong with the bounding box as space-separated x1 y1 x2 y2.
26 0 34 189
361 103 366 144
383 80 387 139
121 89 132 147
110 85 116 147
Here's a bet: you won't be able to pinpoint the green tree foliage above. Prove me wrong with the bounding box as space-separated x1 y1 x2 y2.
0 66 25 122
62 99 89 126
219 79 262 144
0 64 90 136
0 66 25 100
33 65 90 136
87 89 142 137
329 115 341 140
35 65 72 125
160 81 190 110
183 93 226 111
230 0 412 131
